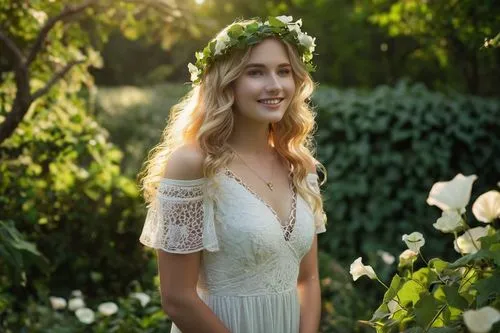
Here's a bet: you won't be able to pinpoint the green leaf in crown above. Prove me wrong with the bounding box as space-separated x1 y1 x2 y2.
187 15 317 86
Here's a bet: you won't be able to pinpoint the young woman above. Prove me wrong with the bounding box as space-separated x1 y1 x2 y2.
138 16 328 333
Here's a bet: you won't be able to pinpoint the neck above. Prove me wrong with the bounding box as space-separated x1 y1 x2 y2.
228 115 274 155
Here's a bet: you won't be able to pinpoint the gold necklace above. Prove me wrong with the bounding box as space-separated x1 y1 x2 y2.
231 147 275 191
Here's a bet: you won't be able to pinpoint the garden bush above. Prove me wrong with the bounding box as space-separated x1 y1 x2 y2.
313 80 500 265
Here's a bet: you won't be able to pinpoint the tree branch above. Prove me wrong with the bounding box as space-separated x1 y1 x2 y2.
26 0 99 66
0 30 26 66
31 60 86 101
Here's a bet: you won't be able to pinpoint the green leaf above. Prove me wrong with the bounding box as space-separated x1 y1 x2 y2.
428 328 460 333
448 249 490 269
414 294 444 328
383 274 403 303
268 16 286 27
473 273 500 306
429 258 449 274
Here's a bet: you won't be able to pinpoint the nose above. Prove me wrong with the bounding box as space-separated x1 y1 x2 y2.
265 73 282 94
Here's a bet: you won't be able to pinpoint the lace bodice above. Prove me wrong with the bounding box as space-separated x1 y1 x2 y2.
139 170 326 296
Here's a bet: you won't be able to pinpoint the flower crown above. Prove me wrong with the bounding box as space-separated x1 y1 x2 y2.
187 15 316 85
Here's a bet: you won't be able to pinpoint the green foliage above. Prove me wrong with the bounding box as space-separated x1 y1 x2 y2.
94 83 190 177
313 80 500 264
363 219 499 331
1 288 171 333
0 220 49 287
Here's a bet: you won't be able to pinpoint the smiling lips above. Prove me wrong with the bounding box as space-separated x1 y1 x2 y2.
258 98 284 106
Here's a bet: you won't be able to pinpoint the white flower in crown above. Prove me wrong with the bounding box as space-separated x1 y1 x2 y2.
298 32 316 52
187 63 200 82
214 32 231 56
276 15 294 24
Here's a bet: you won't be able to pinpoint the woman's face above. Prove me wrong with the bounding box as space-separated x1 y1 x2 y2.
232 38 296 125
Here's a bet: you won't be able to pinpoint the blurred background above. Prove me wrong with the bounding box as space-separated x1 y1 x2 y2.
1 0 499 331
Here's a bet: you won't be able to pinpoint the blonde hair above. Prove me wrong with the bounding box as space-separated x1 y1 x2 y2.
138 19 327 223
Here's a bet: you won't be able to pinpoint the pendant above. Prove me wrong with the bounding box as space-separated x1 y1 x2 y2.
267 182 274 191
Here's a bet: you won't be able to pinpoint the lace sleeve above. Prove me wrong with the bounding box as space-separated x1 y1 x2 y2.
306 173 327 234
139 178 219 254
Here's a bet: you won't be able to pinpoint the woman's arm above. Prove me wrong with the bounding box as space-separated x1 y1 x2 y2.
158 250 230 333
157 144 231 333
297 235 322 333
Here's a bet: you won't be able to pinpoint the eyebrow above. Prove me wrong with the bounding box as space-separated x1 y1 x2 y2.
245 63 291 69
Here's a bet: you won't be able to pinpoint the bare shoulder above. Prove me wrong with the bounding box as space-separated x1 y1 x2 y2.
162 143 206 180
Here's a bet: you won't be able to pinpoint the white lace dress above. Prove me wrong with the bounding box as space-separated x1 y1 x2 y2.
139 168 327 333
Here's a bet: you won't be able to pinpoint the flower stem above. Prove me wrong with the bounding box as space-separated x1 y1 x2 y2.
424 305 447 332
419 251 428 266
376 277 389 290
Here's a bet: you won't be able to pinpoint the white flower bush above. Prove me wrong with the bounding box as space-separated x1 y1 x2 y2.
68 297 85 311
75 307 95 324
49 296 67 310
130 292 151 307
351 173 500 332
97 302 119 316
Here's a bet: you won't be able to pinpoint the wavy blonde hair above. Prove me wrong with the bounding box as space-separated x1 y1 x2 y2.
138 19 327 223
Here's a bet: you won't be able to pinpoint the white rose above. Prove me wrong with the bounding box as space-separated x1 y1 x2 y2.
49 296 67 310
297 32 316 52
68 297 85 311
463 306 500 333
454 226 489 254
377 250 395 265
276 15 293 24
433 210 464 233
349 257 377 281
426 173 478 212
214 32 231 56
75 307 95 324
130 292 151 307
187 63 200 82
98 302 118 316
399 249 418 266
472 190 500 223
288 23 301 34
402 232 425 253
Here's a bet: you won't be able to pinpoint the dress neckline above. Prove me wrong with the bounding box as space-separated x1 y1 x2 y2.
222 168 297 241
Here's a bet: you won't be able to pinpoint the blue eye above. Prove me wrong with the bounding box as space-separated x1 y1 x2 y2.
248 70 263 76
278 68 291 76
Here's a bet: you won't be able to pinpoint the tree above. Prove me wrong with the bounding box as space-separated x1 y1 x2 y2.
0 0 194 145
361 0 500 95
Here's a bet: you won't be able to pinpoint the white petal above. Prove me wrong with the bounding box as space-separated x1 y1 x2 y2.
49 296 67 310
426 174 477 211
130 292 151 307
454 226 489 254
68 297 85 311
463 307 500 333
75 307 95 324
98 302 118 316
349 257 377 281
402 232 425 253
472 190 500 223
